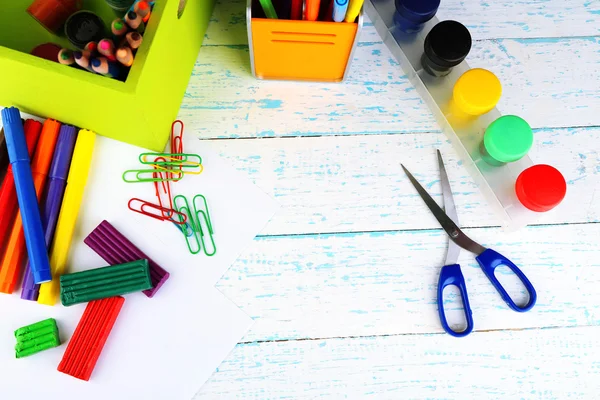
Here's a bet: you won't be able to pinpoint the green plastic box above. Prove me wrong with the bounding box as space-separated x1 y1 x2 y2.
0 0 215 151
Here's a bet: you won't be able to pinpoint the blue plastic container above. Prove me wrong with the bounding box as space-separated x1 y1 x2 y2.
393 0 440 33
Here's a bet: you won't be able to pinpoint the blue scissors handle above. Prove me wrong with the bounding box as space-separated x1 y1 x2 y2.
437 264 474 338
476 249 537 312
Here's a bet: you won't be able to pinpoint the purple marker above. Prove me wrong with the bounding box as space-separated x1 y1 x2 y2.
21 126 77 301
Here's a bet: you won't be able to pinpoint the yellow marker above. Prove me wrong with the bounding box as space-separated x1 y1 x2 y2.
452 68 502 116
37 130 96 306
344 0 364 23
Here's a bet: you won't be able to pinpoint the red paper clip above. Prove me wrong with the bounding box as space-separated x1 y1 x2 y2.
171 120 184 156
152 157 174 217
128 198 187 224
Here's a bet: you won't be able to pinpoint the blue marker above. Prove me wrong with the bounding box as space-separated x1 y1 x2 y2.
333 0 349 22
1 107 51 284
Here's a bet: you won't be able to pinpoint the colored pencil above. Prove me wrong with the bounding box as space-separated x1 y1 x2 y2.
125 31 143 50
57 49 74 65
125 11 145 32
98 39 117 62
135 0 151 23
116 46 134 67
111 18 129 37
91 57 122 79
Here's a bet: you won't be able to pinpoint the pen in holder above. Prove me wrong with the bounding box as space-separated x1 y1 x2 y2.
247 0 363 82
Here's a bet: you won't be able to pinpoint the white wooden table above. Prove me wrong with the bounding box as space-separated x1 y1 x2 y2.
184 1 600 398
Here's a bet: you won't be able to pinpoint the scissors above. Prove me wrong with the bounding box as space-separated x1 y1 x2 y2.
401 150 537 337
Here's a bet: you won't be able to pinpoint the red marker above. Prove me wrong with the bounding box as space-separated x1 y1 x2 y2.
0 120 41 254
98 39 117 62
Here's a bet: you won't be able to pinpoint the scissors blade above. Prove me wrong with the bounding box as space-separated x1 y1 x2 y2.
437 150 461 265
401 163 486 256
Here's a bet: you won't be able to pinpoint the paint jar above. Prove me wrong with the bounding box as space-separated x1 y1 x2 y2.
516 165 566 212
480 115 533 166
450 68 502 119
393 0 440 34
64 11 106 50
27 0 82 34
421 20 471 77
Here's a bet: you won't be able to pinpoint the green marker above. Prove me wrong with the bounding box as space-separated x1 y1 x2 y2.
480 115 533 166
259 0 278 18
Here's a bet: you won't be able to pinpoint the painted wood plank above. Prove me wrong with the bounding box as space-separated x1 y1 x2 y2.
203 0 600 46
185 37 600 138
216 223 600 342
195 326 600 399
200 127 599 235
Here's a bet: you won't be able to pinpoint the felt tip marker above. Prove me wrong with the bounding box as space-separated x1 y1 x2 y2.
0 119 60 293
1 107 52 285
21 125 78 301
333 0 349 22
0 120 41 254
305 0 321 21
38 129 96 306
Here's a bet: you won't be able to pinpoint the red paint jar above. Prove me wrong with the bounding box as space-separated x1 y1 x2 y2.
516 164 567 212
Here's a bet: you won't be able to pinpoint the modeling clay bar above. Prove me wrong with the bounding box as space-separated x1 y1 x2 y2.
14 318 60 358
60 259 152 306
84 220 169 297
58 296 125 381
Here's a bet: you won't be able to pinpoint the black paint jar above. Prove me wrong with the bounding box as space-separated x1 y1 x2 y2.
421 20 472 77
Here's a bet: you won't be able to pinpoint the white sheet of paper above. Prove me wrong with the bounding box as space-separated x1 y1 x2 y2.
0 128 278 399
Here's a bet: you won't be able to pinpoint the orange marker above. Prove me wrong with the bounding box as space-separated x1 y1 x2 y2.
305 0 321 21
116 46 134 67
0 119 61 294
135 0 151 23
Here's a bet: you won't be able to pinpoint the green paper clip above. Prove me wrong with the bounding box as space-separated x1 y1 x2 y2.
173 195 201 254
193 195 217 256
139 152 202 167
122 168 183 183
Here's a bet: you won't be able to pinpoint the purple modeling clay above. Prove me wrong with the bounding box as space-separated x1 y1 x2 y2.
83 220 169 297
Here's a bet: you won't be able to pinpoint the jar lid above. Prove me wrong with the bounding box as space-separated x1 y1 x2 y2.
516 165 566 212
424 20 472 68
453 68 502 116
483 115 533 163
395 0 440 24
64 11 106 50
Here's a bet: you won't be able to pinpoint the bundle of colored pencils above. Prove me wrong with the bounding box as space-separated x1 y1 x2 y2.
57 0 153 81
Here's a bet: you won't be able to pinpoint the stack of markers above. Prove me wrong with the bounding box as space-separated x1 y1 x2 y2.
57 0 153 81
257 0 363 22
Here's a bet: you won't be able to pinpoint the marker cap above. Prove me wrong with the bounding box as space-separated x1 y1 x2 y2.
453 68 502 116
483 115 533 163
516 165 566 212
424 20 471 68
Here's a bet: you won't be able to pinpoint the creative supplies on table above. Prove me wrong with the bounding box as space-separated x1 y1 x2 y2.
248 0 364 81
365 0 567 229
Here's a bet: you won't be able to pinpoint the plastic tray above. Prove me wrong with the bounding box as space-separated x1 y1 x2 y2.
366 0 540 230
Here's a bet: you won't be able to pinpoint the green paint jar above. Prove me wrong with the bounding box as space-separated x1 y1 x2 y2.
480 115 533 166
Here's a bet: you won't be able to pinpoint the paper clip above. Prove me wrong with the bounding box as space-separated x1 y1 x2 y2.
128 198 187 224
171 218 194 237
122 168 183 183
173 195 201 254
153 158 174 216
139 153 202 168
193 194 216 256
171 120 184 155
